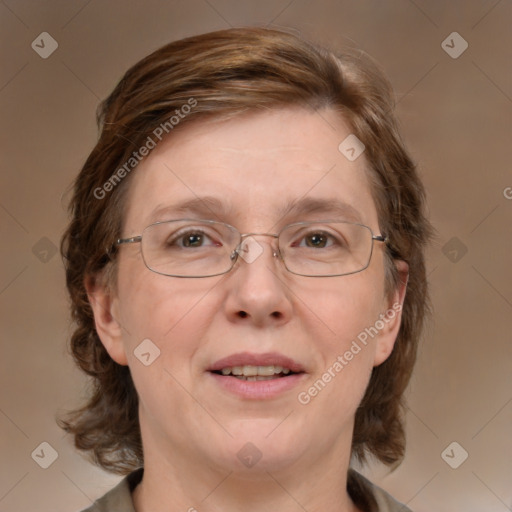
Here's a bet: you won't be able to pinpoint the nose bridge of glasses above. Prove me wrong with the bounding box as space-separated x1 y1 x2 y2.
235 232 280 261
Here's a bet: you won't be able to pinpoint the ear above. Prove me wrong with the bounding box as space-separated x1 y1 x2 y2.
85 273 128 366
373 260 409 367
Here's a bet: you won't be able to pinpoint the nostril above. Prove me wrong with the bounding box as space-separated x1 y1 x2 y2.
238 311 248 318
271 311 282 319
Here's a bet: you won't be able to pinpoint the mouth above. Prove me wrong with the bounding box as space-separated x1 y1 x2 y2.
207 352 306 399
212 364 297 381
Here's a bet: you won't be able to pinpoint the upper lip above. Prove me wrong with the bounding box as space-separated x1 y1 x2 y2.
208 352 306 373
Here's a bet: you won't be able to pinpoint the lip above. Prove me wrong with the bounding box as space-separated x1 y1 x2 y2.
207 352 307 400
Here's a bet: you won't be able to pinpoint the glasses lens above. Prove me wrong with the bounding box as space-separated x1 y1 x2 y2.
279 222 373 276
141 220 239 277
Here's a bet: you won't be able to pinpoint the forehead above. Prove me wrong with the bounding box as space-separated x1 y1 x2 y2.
123 108 378 232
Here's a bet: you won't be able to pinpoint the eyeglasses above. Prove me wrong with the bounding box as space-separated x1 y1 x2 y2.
114 219 387 278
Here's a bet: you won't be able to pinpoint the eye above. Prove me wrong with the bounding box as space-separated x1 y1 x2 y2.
293 229 342 249
167 228 221 248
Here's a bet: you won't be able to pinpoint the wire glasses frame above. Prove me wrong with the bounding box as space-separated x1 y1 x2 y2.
114 218 388 278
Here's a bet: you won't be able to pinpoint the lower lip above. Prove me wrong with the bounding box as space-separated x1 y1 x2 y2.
208 372 306 400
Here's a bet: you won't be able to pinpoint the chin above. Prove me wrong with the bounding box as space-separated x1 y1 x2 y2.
207 421 306 474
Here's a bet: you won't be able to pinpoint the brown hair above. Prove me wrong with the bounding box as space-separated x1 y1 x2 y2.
59 27 432 473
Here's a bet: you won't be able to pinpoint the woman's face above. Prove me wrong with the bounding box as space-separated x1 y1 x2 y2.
91 107 405 475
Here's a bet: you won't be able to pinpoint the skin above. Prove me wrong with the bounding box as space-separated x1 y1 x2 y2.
87 107 408 512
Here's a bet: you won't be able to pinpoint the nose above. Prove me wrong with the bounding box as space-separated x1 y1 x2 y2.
223 235 293 327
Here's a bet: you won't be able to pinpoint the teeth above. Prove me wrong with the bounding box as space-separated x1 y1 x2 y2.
243 366 258 377
235 375 279 381
218 365 293 377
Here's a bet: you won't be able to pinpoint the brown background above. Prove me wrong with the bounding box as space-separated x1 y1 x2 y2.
1 1 511 511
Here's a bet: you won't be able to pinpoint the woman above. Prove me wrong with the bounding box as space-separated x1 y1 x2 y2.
60 27 432 512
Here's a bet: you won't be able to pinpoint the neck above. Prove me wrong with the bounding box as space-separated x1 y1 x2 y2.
132 431 360 512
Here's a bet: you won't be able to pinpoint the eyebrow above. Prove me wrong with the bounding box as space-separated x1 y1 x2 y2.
148 197 233 223
147 196 363 225
276 197 363 224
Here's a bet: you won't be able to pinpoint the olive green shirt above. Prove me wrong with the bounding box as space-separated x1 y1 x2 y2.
81 468 412 512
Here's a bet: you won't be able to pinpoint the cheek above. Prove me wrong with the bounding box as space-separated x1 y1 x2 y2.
305 264 386 348
297 265 385 406
114 268 222 420
115 260 225 367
